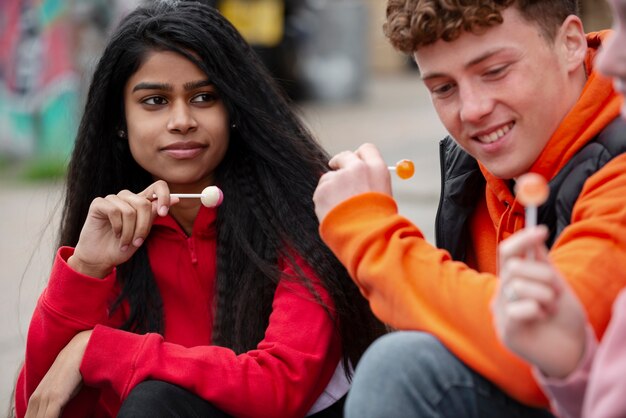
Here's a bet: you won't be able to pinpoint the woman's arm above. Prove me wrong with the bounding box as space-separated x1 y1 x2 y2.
583 290 626 417
14 248 120 418
492 226 592 418
80 261 342 418
16 181 175 417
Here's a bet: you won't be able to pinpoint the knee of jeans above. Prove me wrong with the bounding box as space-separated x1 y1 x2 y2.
347 332 473 418
354 331 471 387
118 380 178 416
128 380 174 400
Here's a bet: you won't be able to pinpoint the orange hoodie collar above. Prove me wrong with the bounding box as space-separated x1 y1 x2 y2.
479 31 621 204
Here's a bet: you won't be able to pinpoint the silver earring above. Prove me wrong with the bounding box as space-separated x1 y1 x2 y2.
117 130 127 138
231 123 236 129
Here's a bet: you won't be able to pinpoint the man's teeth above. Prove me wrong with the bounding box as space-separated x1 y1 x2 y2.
478 124 512 143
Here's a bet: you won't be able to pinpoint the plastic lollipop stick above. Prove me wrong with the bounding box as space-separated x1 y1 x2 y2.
152 185 224 208
515 173 549 259
387 159 415 179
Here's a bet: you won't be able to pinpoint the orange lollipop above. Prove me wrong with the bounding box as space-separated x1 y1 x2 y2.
516 173 549 258
388 159 415 180
515 173 549 208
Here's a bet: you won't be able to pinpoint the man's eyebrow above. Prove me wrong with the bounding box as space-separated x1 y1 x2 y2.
421 47 509 81
465 48 508 68
131 80 213 92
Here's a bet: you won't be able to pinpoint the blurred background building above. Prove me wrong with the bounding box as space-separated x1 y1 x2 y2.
0 0 612 176
0 0 142 175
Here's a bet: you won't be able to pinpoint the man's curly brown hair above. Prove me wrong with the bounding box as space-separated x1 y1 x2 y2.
384 0 579 54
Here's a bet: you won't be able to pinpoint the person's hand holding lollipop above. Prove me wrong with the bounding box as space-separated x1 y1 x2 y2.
492 173 588 379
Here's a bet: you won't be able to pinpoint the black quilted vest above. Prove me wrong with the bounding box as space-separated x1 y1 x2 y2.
434 117 626 262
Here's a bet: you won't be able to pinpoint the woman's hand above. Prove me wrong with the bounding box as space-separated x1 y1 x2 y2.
68 180 178 278
25 330 93 418
492 226 588 379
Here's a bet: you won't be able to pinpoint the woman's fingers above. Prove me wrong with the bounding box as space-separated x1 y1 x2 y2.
503 277 559 313
139 179 175 217
504 298 548 323
88 197 123 239
500 255 559 288
106 195 137 251
89 192 153 252
117 190 155 249
499 225 549 261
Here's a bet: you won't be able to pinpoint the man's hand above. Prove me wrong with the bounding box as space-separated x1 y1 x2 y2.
314 143 392 222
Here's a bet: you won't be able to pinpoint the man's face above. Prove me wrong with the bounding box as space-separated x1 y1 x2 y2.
597 0 626 118
415 8 584 179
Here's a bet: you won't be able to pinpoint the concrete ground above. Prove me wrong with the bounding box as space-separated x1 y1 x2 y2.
0 71 447 413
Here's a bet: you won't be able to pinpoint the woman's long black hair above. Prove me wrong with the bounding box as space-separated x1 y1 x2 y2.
58 0 386 377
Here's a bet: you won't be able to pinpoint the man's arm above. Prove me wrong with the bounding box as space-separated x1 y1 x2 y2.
315 148 626 407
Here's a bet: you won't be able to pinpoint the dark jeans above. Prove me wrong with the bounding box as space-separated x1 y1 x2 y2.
344 332 555 418
117 380 346 418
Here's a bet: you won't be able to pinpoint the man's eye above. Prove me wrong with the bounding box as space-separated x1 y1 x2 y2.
432 83 455 97
484 65 508 78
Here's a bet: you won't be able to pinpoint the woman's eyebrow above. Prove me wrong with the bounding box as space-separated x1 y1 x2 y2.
131 80 212 92
132 82 172 92
183 80 213 90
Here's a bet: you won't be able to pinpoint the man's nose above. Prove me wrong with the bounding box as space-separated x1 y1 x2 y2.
459 84 495 124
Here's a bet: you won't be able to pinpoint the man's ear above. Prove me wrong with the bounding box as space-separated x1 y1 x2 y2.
557 15 587 72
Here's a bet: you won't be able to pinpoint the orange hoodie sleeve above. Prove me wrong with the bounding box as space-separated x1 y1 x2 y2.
319 154 626 408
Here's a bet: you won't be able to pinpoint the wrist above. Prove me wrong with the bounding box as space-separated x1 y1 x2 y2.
67 254 113 279
538 338 587 379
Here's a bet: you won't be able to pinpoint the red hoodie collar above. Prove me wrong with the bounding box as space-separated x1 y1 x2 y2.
152 205 217 238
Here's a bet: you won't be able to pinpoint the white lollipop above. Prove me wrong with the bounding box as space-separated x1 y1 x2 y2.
198 186 224 208
154 186 224 208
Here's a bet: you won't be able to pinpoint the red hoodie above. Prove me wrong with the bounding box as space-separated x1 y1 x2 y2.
15 205 342 418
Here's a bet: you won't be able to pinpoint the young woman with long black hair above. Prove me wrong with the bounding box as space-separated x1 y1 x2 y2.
14 2 385 417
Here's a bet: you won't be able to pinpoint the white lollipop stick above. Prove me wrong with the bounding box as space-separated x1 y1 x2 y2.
515 173 549 259
525 205 538 230
153 186 223 208
170 193 204 198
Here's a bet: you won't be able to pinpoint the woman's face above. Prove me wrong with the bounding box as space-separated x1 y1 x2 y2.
597 0 626 118
123 50 230 192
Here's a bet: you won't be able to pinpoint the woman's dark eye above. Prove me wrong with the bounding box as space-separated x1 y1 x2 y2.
144 96 168 105
191 93 217 103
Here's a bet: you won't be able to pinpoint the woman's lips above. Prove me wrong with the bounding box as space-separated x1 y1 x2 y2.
161 142 206 159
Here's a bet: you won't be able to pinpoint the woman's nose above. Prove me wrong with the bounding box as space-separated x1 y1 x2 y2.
167 102 198 134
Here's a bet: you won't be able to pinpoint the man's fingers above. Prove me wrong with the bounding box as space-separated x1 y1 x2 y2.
328 150 363 170
354 143 384 163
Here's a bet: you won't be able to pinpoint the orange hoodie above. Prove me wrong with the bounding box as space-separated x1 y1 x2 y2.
320 32 626 407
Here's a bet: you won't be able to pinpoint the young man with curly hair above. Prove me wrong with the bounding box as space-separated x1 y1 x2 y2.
313 0 626 416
